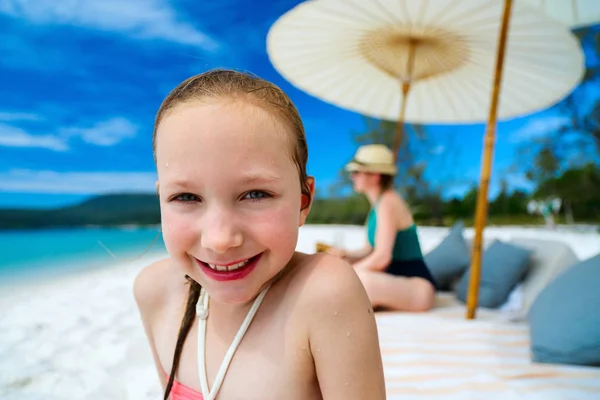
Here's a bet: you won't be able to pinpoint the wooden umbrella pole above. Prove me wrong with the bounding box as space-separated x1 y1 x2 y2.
393 82 411 160
466 0 513 320
392 39 416 161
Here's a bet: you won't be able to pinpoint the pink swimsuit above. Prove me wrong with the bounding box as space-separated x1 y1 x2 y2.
164 285 271 400
165 372 204 400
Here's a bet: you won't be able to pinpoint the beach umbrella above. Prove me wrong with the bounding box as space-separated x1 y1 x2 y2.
267 0 587 319
267 0 584 155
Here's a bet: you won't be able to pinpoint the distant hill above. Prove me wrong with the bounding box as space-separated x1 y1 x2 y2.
0 194 160 230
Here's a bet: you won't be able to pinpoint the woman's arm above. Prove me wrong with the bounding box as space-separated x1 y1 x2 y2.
307 258 387 399
331 243 372 261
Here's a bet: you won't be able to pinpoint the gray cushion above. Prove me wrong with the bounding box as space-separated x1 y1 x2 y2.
528 253 600 366
424 221 470 290
513 238 579 315
456 240 532 308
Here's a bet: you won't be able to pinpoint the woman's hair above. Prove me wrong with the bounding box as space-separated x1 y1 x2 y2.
153 68 310 399
379 174 394 192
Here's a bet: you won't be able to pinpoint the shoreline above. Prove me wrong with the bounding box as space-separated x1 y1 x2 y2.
2 224 597 292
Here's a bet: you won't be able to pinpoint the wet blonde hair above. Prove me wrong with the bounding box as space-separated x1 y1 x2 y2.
153 68 311 203
152 68 311 399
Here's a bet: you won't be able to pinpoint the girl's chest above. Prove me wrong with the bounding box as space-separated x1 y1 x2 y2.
157 310 319 399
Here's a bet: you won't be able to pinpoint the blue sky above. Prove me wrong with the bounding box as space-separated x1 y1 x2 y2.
0 0 598 209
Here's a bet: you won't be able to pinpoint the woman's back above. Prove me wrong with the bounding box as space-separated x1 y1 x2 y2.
366 190 423 261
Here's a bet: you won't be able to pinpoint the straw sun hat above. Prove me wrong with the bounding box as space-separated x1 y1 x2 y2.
345 144 397 176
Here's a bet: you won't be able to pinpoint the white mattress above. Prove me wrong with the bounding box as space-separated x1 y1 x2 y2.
376 297 600 399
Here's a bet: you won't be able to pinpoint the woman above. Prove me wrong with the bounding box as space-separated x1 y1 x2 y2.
329 144 437 312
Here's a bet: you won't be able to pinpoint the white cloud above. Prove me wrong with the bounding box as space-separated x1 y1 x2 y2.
509 116 571 143
0 116 138 150
0 112 42 122
0 0 219 50
61 117 138 146
0 169 157 194
0 123 68 151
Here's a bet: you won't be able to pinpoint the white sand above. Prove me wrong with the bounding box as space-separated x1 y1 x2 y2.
0 225 598 399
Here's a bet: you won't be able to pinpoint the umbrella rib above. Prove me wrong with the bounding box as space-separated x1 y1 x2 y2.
432 62 506 122
504 65 574 91
413 75 424 122
415 38 470 81
429 0 497 28
371 0 405 25
485 61 552 113
572 0 579 22
416 0 431 26
399 0 413 32
442 3 508 32
275 49 373 75
418 50 459 115
313 2 383 26
447 65 495 112
500 80 551 114
428 52 483 119
344 0 397 26
425 0 467 27
464 38 579 72
367 75 396 121
426 55 462 120
300 59 379 103
475 46 581 75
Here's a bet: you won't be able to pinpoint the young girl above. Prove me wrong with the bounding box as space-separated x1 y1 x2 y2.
327 144 437 312
134 69 386 400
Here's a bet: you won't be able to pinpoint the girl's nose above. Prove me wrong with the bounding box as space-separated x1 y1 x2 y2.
199 210 243 254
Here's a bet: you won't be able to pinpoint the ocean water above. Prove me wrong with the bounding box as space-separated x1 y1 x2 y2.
0 227 167 284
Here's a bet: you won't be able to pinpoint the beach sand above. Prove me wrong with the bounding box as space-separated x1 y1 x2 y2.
0 225 597 399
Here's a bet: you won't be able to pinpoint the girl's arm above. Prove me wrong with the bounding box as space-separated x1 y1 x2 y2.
307 259 387 399
134 260 170 391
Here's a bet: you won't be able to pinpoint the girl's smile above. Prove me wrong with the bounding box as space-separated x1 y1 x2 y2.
194 253 263 282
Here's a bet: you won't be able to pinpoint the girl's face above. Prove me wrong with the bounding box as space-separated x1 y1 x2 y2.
155 99 313 304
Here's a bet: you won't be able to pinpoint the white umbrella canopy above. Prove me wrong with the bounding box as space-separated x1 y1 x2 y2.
266 0 584 125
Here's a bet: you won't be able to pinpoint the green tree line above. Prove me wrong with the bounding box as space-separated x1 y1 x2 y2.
307 163 600 226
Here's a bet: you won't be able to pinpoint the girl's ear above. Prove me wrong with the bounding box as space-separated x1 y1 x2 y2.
155 181 160 198
299 176 315 226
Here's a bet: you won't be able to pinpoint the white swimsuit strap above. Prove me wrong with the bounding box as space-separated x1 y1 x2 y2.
196 285 271 400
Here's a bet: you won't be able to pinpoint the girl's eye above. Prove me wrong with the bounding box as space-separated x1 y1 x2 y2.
174 193 199 202
243 191 270 201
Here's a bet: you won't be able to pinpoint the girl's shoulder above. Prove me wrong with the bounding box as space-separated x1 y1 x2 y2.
133 257 186 321
282 252 374 323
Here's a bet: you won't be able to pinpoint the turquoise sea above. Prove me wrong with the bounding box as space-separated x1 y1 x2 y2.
0 227 168 284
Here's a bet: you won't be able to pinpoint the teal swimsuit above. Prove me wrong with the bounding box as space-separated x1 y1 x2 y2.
366 201 437 288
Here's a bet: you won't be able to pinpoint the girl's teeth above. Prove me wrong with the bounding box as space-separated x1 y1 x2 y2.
208 259 251 272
